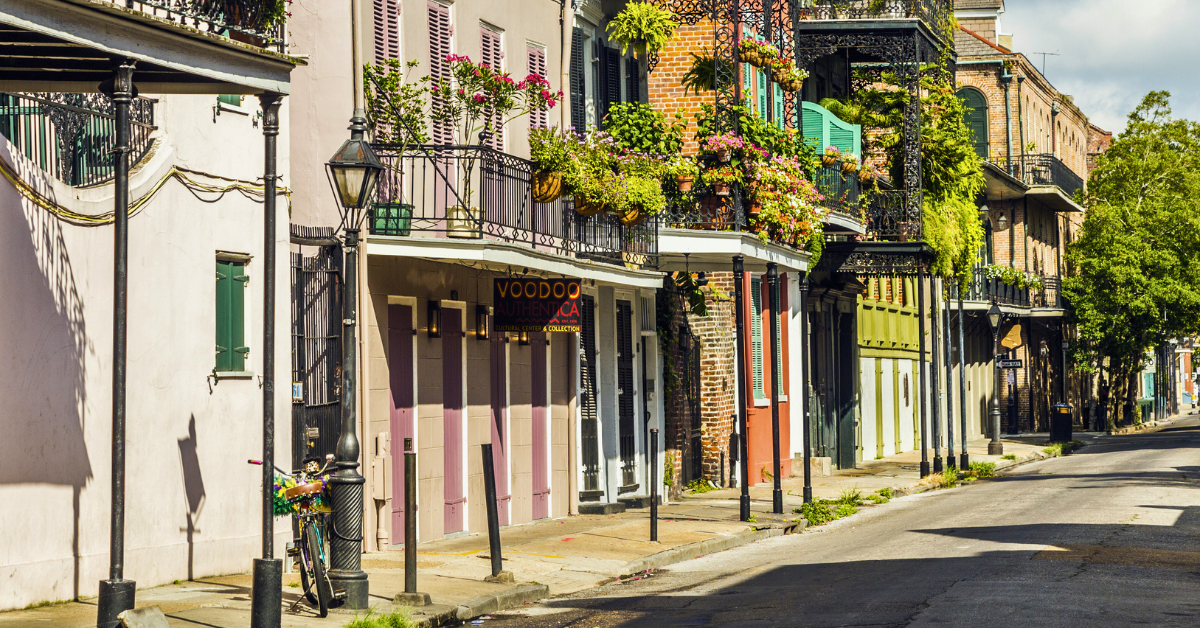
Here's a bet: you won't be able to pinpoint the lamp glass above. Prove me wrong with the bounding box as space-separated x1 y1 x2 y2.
987 303 1002 330
996 213 1008 231
331 164 370 208
427 301 441 338
476 306 490 340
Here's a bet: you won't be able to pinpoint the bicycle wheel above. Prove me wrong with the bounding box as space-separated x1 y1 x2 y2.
305 521 332 617
298 537 317 605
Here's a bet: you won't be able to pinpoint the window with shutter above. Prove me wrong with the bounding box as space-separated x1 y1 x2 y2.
751 277 764 400
957 88 989 159
569 27 586 131
428 1 452 145
624 55 639 104
601 47 621 123
527 45 548 128
481 27 504 149
215 259 249 372
374 0 400 65
758 69 768 122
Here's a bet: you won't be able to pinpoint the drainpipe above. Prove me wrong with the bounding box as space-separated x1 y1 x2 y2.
1002 67 1014 175
560 0 569 129
1050 101 1060 157
1017 74 1026 163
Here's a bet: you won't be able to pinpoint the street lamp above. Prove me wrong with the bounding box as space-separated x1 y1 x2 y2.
323 112 384 610
987 302 1005 456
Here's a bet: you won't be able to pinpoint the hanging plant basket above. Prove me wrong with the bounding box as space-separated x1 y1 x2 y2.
858 169 875 184
821 154 838 168
675 175 694 193
620 204 646 227
532 170 563 203
574 197 605 217
841 160 859 175
713 182 732 197
747 200 762 216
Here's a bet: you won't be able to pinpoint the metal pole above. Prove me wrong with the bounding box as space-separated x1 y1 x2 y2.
328 228 369 608
957 289 969 469
481 444 504 578
404 439 417 594
800 274 812 504
766 263 783 514
97 57 137 628
917 271 930 478
931 278 943 474
989 319 1005 455
250 92 284 628
943 284 955 469
650 428 659 542
733 256 751 521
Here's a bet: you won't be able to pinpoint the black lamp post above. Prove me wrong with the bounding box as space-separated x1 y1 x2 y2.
323 112 384 609
987 302 1005 456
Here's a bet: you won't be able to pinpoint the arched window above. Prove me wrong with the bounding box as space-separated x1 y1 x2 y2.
957 88 989 159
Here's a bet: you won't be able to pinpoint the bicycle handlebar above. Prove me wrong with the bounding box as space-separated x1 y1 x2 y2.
247 459 292 476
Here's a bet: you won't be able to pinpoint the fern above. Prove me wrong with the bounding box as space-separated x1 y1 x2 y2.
606 2 679 58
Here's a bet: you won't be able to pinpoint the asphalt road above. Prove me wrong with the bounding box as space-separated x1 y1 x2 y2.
486 417 1200 628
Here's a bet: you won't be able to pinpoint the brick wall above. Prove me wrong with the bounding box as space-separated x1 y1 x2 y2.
647 19 717 155
1087 123 1113 174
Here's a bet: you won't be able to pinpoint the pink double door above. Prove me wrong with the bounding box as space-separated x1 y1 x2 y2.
388 304 415 543
531 333 551 520
442 309 465 534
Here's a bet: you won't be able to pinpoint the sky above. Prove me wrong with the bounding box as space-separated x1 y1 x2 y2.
1000 0 1200 134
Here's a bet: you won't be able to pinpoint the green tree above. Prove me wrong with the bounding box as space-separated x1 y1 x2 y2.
1065 91 1200 424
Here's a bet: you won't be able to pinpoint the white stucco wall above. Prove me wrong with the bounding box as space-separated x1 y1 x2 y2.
0 93 291 610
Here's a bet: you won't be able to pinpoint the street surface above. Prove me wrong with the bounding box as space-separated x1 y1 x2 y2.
487 418 1200 627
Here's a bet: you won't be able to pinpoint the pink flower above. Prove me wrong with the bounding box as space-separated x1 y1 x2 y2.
473 93 486 103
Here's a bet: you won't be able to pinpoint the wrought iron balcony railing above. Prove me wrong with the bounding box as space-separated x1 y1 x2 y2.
0 92 156 187
795 0 953 41
813 162 864 225
964 267 1031 307
1034 276 1062 309
98 1 287 51
369 144 658 269
994 153 1085 198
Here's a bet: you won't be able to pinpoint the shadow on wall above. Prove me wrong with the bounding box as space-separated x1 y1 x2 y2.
178 415 206 581
0 145 92 600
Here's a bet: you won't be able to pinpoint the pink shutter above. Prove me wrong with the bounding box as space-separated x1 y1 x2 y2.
373 0 400 65
481 28 504 150
428 1 452 145
527 46 548 129
442 308 465 534
388 305 415 542
490 320 511 524
531 333 550 520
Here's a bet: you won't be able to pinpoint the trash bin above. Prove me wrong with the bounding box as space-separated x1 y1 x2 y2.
1051 403 1073 442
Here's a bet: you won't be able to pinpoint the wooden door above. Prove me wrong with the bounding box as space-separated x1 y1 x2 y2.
531 333 550 519
442 308 465 534
388 304 415 541
490 326 511 524
617 301 636 490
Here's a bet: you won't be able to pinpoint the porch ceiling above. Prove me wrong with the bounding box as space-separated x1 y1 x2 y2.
981 160 1028 200
0 0 300 94
1026 185 1085 213
657 229 811 273
364 235 666 290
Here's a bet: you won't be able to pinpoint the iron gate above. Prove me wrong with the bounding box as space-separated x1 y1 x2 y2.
290 226 343 469
681 324 702 484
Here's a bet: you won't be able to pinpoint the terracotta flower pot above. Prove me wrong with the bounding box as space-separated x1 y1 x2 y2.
713 182 732 197
531 170 563 203
675 175 694 193
717 149 732 163
574 196 605 217
821 155 838 168
748 200 762 215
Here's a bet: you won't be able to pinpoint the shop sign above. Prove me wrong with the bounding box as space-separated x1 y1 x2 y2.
494 278 582 332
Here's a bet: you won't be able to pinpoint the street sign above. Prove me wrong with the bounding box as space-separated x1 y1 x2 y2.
998 359 1023 369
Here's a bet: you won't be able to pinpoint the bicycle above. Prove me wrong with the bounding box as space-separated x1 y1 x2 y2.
249 455 344 617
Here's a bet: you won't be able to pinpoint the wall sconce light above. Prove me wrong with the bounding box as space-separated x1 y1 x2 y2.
996 212 1009 231
697 272 709 287
476 305 490 340
518 330 530 345
427 300 441 338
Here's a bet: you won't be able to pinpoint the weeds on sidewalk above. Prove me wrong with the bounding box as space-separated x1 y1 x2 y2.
1001 454 1018 461
685 479 718 493
925 472 958 489
793 487 866 526
1043 442 1072 457
867 488 891 504
965 461 997 479
345 608 415 628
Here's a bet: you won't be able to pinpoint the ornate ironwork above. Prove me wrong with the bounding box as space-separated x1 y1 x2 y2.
794 0 953 45
0 92 156 187
96 1 287 51
827 249 927 276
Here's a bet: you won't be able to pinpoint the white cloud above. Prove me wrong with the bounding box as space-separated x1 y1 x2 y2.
1001 0 1200 133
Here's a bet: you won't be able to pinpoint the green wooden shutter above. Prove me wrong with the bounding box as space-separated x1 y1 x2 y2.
774 84 784 129
218 94 242 106
801 101 862 158
957 88 989 159
774 282 783 392
757 70 768 121
751 277 764 400
215 259 249 372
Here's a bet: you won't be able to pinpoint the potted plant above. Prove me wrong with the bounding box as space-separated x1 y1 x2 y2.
529 127 573 203
702 164 741 196
606 2 680 59
363 58 433 236
748 156 825 248
841 153 859 174
664 154 699 192
858 162 877 184
822 145 841 168
702 132 744 163
618 176 666 226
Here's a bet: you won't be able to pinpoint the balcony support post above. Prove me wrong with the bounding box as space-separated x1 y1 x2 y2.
957 287 969 469
943 281 955 469
931 278 943 474
917 269 930 478
766 263 782 514
96 57 137 628
733 256 751 521
800 273 812 504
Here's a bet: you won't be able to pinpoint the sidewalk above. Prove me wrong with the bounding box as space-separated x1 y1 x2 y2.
0 433 1102 628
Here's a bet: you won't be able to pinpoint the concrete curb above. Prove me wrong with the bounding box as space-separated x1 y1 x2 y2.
404 584 550 627
622 526 786 574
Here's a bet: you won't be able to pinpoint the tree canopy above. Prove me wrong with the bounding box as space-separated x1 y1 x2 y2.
1064 91 1200 383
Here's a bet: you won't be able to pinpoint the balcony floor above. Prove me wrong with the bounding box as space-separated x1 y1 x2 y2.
657 228 811 273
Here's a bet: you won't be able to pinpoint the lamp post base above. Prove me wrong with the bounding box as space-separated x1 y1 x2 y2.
739 495 751 522
933 456 943 474
328 571 369 609
988 441 1004 455
250 558 282 628
959 453 969 469
97 579 136 628
802 486 812 504
920 461 930 478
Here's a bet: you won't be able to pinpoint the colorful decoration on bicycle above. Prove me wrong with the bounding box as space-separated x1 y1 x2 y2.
272 473 330 516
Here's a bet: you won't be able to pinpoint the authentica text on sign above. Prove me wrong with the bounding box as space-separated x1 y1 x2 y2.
493 278 582 333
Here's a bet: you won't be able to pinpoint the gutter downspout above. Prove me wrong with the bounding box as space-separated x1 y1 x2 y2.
351 0 374 553
1050 101 1060 157
1002 66 1014 175
560 0 569 129
1016 74 1025 165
